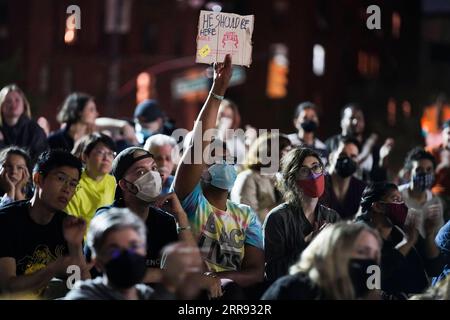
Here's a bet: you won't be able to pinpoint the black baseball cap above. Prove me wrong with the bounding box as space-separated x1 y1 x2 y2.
112 147 154 200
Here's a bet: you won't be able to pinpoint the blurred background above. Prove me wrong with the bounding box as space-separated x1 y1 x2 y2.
1 0 450 170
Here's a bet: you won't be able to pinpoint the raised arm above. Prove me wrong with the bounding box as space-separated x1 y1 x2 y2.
173 55 232 200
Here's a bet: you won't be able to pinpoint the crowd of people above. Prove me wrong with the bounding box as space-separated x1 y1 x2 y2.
0 54 449 300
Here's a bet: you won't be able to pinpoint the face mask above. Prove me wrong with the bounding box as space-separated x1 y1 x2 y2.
133 171 162 202
335 156 357 178
382 202 408 227
297 173 325 198
348 258 379 298
208 163 237 191
412 172 434 192
104 250 147 289
300 120 318 133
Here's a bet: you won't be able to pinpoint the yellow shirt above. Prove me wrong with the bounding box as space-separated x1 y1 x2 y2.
66 170 116 228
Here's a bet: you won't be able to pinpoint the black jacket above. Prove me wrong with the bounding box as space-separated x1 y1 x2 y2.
0 115 48 159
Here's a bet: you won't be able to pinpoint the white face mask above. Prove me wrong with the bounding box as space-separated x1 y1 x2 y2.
132 171 162 202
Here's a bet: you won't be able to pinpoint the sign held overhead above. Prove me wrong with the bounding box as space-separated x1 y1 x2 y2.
196 10 254 67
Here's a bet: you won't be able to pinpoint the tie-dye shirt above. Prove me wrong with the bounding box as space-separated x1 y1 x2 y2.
181 184 263 272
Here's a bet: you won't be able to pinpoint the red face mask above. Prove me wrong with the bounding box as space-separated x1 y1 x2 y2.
297 173 325 198
383 202 409 227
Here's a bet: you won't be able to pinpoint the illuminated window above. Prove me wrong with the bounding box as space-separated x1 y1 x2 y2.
266 44 289 99
313 44 325 76
64 14 77 44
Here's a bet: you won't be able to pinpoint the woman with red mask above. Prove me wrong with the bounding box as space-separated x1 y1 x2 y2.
355 182 444 298
263 147 339 283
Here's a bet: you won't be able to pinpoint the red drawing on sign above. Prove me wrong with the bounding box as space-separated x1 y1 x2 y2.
222 32 239 48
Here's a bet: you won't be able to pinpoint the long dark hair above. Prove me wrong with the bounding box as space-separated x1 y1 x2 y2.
355 181 398 223
278 147 323 207
57 92 93 126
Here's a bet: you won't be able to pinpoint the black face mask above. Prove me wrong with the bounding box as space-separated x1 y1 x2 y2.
300 120 318 133
104 250 147 289
348 258 378 298
335 156 357 178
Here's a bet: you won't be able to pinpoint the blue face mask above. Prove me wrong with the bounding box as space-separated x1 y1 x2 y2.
136 129 153 144
208 163 237 191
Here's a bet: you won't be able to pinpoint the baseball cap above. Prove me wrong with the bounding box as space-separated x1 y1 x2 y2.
134 99 164 123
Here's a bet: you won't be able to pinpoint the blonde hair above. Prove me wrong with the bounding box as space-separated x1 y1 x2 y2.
0 84 32 126
289 222 381 299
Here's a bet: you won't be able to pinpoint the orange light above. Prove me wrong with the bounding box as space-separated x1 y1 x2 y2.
64 30 75 43
136 72 152 104
266 59 288 99
64 14 77 44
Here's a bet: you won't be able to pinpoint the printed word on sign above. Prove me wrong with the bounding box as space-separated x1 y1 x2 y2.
195 10 254 67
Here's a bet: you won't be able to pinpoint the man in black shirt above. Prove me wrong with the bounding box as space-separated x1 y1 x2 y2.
92 147 196 284
0 150 90 298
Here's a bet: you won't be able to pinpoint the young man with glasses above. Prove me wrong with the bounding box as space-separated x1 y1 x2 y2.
0 149 91 298
263 147 340 282
66 133 117 229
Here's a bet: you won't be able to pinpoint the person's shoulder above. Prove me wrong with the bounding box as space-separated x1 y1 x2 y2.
101 174 117 186
397 183 410 193
148 206 176 223
237 168 254 179
262 273 318 300
324 134 340 144
318 204 340 221
0 200 29 217
95 203 115 217
265 203 291 222
314 138 327 149
63 277 107 300
47 128 64 140
271 202 292 214
350 176 367 191
26 119 46 132
227 199 254 214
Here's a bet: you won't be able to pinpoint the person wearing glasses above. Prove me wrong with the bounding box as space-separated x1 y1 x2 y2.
0 149 91 298
66 133 117 230
173 55 265 299
263 147 340 283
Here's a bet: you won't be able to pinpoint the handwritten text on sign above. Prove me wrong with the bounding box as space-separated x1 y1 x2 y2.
196 11 254 67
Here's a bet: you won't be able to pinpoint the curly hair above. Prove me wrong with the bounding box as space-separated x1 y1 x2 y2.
278 147 323 207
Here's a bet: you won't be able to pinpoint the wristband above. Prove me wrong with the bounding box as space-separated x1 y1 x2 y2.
210 92 224 101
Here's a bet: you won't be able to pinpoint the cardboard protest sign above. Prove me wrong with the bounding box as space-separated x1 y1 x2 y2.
196 10 254 67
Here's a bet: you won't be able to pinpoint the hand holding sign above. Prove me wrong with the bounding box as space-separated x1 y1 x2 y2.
211 54 232 96
196 10 254 67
